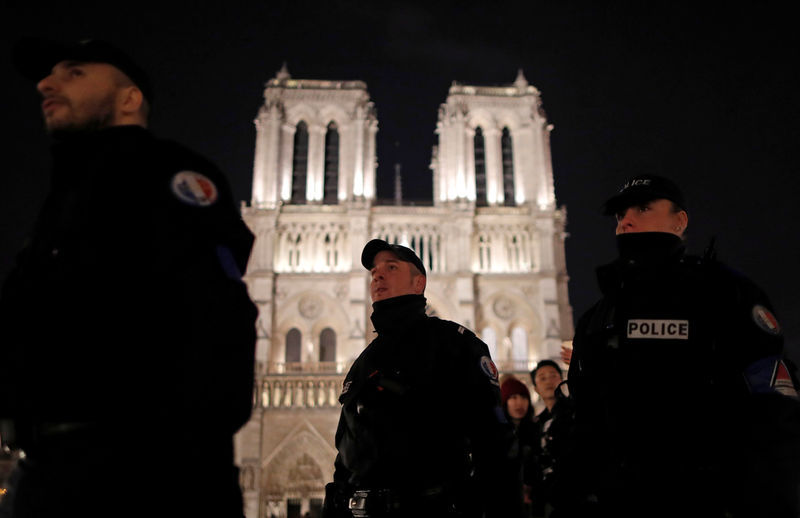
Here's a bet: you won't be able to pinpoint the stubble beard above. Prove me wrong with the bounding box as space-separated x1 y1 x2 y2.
45 91 118 138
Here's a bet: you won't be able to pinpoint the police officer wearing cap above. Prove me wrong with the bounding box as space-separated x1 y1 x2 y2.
0 39 257 517
567 175 800 517
322 239 523 518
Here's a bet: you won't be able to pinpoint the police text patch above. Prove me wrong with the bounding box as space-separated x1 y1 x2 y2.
627 319 689 339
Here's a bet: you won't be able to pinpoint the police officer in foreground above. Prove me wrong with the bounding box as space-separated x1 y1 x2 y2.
0 39 257 517
323 239 523 518
568 175 800 517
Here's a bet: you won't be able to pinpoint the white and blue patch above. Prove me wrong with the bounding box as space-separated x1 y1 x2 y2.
752 305 781 336
171 171 218 207
479 356 499 382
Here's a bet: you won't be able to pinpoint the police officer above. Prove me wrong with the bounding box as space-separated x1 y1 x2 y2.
0 39 257 517
568 175 800 517
322 239 523 518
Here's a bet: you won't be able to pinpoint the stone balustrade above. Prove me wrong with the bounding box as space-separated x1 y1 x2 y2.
256 374 344 409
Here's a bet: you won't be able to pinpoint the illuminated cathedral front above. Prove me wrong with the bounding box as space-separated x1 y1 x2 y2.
234 66 573 518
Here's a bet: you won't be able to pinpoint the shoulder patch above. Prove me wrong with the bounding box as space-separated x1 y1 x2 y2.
171 171 219 207
479 356 499 381
752 305 781 336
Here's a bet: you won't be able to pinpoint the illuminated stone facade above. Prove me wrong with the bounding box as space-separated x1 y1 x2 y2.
235 67 572 518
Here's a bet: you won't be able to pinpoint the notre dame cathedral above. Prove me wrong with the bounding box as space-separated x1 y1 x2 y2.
233 66 572 518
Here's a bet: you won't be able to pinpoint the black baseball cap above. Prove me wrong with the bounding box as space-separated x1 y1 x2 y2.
12 38 154 104
603 174 687 216
361 239 426 277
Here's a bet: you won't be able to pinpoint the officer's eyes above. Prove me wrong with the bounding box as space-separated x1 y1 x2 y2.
68 68 85 77
637 204 651 213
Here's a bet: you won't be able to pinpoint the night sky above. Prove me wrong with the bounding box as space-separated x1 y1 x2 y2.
2 3 798 364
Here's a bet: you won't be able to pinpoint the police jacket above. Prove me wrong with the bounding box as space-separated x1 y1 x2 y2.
0 126 257 449
568 232 800 515
327 294 522 517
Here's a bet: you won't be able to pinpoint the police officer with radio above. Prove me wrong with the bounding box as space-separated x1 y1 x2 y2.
322 239 523 518
567 175 800 517
0 39 257 517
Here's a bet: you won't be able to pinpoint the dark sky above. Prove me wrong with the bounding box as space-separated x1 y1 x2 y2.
2 3 798 364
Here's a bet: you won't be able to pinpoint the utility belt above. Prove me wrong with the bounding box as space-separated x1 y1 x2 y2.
348 486 456 518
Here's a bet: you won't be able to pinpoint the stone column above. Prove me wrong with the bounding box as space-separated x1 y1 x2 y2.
279 123 297 202
308 124 326 202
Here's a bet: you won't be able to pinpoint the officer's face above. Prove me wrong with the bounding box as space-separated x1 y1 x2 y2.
506 394 530 420
370 250 426 303
533 366 562 401
615 199 688 236
36 61 129 134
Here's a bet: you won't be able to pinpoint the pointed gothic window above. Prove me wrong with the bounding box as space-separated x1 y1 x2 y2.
291 121 309 204
319 328 336 363
474 127 487 206
286 328 302 364
501 127 515 206
324 122 339 204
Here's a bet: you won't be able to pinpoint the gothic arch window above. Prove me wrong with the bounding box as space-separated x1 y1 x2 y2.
501 127 515 206
319 328 336 363
474 127 487 206
291 121 309 204
478 234 492 271
323 122 339 204
323 233 338 269
288 234 302 269
285 328 302 363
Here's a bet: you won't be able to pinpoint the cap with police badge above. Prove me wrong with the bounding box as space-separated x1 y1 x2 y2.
12 37 154 104
603 174 687 216
361 239 426 277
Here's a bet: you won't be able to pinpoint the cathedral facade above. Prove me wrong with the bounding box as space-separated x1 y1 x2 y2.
234 67 572 518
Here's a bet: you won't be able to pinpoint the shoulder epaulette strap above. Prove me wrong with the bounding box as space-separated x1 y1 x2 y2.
444 318 476 338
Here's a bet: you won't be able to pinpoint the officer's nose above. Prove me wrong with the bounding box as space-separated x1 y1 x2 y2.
616 208 635 234
37 73 57 96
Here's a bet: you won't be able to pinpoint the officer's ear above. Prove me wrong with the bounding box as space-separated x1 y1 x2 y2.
413 273 426 294
117 86 145 121
678 210 688 230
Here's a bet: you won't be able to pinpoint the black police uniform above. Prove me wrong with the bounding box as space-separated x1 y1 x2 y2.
0 126 257 517
323 294 522 518
568 232 800 517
